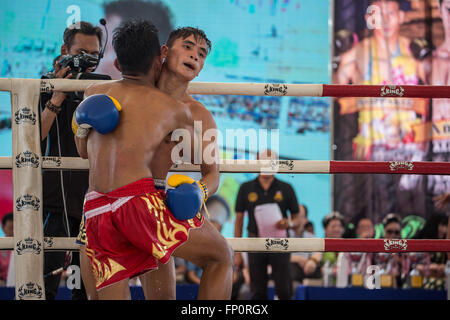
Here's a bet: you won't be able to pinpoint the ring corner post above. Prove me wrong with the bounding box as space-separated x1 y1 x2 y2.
11 79 46 300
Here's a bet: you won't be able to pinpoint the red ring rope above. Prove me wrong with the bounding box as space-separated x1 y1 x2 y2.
329 161 450 175
323 84 450 98
324 239 450 253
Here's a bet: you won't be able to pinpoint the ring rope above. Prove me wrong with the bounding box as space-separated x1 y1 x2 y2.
2 79 450 98
1 237 449 253
1 157 449 175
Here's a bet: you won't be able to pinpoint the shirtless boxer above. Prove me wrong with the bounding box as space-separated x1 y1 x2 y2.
73 20 205 300
140 27 233 300
75 22 233 300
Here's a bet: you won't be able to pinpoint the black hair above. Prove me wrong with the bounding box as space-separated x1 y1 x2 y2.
63 21 102 50
166 27 212 54
356 216 373 228
368 0 411 11
322 211 345 229
104 0 174 45
382 213 402 227
415 213 448 239
112 19 161 75
304 221 314 231
1 212 13 227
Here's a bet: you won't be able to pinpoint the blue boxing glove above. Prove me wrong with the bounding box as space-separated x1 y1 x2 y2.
166 174 208 220
72 94 122 138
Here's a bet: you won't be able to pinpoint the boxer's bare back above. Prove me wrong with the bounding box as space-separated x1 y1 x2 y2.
77 79 193 194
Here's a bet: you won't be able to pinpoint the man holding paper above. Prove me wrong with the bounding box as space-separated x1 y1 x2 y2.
234 149 301 300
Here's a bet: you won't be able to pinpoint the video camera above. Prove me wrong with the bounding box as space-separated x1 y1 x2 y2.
42 52 111 102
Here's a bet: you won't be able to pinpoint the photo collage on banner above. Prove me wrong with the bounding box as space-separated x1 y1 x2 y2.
333 0 450 238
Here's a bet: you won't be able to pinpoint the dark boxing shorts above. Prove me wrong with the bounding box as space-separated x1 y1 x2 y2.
83 178 204 290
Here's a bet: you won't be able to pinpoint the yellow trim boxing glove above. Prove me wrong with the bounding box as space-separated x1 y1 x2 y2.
167 174 208 202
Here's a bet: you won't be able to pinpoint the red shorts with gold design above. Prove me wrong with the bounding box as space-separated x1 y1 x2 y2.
84 177 204 290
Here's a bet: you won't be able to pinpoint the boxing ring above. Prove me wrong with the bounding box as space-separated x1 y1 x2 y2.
0 78 450 300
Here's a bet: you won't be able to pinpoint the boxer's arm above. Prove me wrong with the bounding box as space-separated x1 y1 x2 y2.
74 135 88 159
234 212 245 267
73 89 93 159
197 105 220 196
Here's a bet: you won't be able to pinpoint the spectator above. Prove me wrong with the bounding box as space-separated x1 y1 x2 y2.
356 217 375 239
320 211 345 286
186 198 226 285
433 192 450 260
304 221 315 235
412 213 448 290
185 260 203 286
289 204 322 286
204 195 231 228
39 21 102 300
373 213 403 288
234 149 300 300
337 217 374 288
382 213 402 239
174 257 187 284
185 196 249 297
0 213 13 286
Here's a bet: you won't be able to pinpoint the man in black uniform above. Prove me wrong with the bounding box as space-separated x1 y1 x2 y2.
39 21 102 300
234 149 301 300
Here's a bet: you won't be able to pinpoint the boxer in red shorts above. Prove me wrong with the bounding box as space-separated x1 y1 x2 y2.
76 26 234 300
140 28 234 300
73 20 204 299
83 178 203 290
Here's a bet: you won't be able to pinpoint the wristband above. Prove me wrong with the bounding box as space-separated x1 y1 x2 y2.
45 100 62 114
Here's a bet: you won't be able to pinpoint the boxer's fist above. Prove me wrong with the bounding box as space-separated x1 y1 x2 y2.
72 94 122 138
166 174 208 220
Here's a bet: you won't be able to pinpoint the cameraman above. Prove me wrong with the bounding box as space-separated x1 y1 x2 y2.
39 21 102 300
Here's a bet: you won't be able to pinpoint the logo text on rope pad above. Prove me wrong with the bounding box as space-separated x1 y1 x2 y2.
16 194 40 211
389 161 414 171
15 107 36 125
264 84 287 96
42 156 62 167
44 237 54 248
384 239 407 251
17 282 43 299
16 237 42 255
265 238 289 250
380 85 405 97
40 80 54 93
15 151 40 168
270 160 294 171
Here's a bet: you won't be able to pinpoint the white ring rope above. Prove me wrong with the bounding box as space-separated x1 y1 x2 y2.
2 78 450 299
1 237 450 253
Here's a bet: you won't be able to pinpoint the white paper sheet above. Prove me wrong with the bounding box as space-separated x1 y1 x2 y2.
254 203 285 237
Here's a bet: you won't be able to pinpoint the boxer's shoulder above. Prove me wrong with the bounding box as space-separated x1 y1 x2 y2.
186 98 216 130
84 80 121 97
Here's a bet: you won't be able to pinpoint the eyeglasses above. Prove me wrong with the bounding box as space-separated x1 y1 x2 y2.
385 229 401 236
